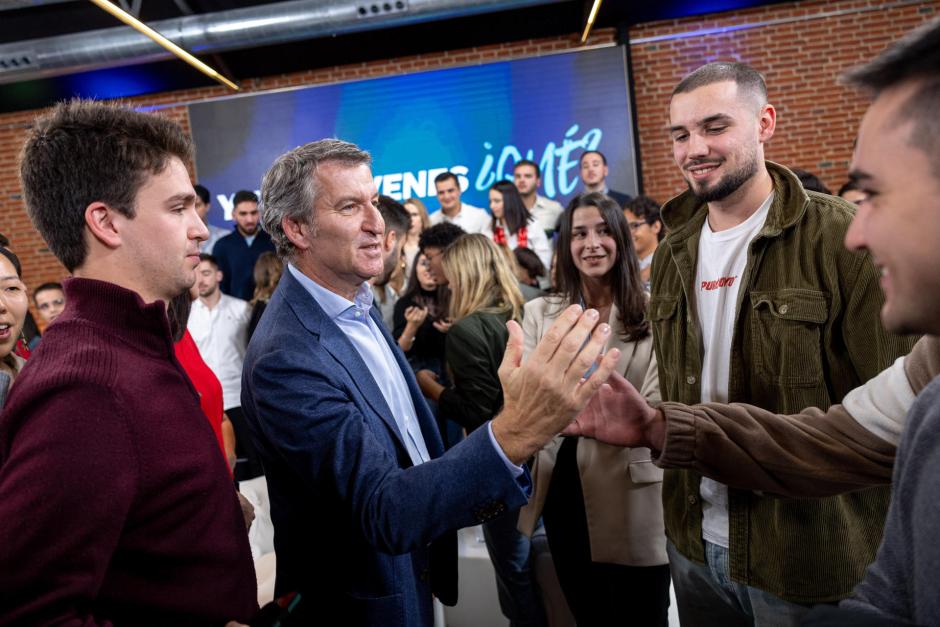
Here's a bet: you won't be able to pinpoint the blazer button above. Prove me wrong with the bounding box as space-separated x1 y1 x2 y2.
779 304 789 314
688 494 698 505
686 375 696 385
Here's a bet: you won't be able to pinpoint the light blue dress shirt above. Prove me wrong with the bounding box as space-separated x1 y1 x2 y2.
287 264 522 476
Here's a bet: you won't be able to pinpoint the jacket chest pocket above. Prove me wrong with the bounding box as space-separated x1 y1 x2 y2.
649 296 680 389
749 289 828 386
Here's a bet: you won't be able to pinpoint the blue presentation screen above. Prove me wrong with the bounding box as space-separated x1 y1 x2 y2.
187 45 637 225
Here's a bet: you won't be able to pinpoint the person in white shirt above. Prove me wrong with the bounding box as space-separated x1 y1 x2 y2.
513 160 564 237
483 180 553 273
188 252 272 559
429 171 489 233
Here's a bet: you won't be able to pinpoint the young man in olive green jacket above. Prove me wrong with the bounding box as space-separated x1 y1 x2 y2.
649 62 916 625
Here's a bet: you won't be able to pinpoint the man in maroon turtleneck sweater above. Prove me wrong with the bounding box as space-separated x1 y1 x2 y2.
0 100 257 625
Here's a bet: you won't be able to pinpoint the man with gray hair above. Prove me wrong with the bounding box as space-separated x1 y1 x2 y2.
240 139 622 626
647 61 913 625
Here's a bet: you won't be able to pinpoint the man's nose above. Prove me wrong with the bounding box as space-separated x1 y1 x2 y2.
687 132 708 158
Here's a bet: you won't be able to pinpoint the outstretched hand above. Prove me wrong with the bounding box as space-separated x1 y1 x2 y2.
564 371 666 450
492 305 622 464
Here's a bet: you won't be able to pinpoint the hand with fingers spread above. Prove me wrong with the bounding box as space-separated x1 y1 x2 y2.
563 370 667 451
491 304 622 465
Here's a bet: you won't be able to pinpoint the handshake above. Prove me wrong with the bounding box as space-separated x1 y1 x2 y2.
491 304 662 465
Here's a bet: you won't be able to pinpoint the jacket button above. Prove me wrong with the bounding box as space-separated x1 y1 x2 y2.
686 375 696 385
779 304 789 314
688 494 698 505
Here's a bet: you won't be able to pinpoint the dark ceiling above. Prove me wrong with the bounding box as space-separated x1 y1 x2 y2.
0 0 790 114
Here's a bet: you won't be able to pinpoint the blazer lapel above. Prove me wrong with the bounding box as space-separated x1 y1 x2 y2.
281 271 409 454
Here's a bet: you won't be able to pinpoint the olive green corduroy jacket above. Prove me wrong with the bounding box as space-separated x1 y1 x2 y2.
649 162 917 604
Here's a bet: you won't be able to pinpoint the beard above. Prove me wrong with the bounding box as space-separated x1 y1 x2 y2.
687 153 759 203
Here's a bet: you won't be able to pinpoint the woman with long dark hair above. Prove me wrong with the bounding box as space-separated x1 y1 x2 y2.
392 251 449 376
518 192 668 626
484 180 553 272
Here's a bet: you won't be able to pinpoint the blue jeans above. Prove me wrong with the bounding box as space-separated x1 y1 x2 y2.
668 540 811 627
482 507 547 627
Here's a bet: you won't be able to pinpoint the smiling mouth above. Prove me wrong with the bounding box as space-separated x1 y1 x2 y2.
687 162 721 179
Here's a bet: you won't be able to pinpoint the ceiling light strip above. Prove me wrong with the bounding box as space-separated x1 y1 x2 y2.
580 0 603 43
87 0 239 91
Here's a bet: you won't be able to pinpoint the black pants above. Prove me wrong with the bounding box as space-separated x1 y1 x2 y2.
226 405 265 481
542 438 671 627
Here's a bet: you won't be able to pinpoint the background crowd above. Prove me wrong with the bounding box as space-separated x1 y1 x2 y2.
1 16 938 627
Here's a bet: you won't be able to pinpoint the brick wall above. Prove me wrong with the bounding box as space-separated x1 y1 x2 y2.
629 0 940 204
1 0 938 324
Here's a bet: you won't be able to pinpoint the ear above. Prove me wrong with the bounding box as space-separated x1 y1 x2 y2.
282 216 312 251
383 229 397 253
84 201 122 249
651 221 662 236
758 103 776 143
216 270 223 283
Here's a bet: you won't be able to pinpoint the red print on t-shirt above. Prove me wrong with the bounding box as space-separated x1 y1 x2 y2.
701 276 737 291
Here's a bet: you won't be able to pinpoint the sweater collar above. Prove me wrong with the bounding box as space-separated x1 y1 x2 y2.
58 277 174 357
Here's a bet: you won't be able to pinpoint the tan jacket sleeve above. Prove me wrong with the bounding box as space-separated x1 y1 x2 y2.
654 335 940 498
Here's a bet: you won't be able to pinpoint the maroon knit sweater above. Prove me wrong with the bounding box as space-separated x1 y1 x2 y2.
0 278 257 626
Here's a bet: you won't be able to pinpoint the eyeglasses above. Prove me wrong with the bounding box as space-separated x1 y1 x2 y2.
627 220 647 231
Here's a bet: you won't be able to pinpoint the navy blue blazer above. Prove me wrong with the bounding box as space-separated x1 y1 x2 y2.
241 269 529 627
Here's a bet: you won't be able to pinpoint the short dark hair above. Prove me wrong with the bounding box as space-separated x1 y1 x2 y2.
673 61 768 111
0 247 21 278
198 253 219 269
0 233 9 248
377 195 410 237
624 195 665 242
514 159 541 179
233 190 258 206
19 99 193 272
513 246 545 280
791 168 832 195
434 171 459 188
193 184 210 205
419 222 465 252
33 281 63 303
579 150 607 166
843 17 940 176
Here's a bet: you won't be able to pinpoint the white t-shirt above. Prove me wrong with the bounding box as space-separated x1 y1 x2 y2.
529 195 564 234
188 293 250 410
429 203 490 234
696 192 773 548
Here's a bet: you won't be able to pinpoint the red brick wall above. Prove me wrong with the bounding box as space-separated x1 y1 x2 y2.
629 0 940 204
1 0 938 324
